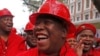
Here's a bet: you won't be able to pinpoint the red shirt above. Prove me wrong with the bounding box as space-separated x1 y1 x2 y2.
16 43 77 56
0 32 27 56
82 48 100 56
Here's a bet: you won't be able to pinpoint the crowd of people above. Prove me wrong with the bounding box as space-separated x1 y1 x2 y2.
0 0 100 56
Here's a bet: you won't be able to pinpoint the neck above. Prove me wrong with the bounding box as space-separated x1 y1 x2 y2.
83 49 91 54
0 30 10 41
47 53 59 56
40 40 66 56
40 51 59 56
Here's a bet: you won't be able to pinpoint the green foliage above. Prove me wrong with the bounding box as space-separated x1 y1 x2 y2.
22 0 44 12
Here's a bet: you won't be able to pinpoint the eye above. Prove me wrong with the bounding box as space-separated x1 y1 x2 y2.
35 21 40 25
89 35 94 38
3 17 12 21
44 20 54 25
80 34 87 37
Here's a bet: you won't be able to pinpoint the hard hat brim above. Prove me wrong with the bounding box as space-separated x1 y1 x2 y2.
30 13 76 34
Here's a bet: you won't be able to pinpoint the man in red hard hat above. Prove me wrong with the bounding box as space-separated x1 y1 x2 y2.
0 8 27 56
24 22 37 49
75 23 100 56
16 0 78 56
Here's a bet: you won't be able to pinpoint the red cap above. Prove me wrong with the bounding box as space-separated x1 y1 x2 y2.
76 23 96 36
0 8 14 17
67 33 75 39
67 26 76 39
24 22 34 31
29 0 76 34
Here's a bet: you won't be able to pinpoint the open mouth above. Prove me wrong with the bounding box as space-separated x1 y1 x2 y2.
83 42 92 48
7 25 12 28
36 33 48 41
38 35 48 40
83 42 91 45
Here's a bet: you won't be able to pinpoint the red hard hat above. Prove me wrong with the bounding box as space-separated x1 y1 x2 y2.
24 22 34 31
67 33 76 39
75 23 96 36
0 8 14 17
29 0 76 34
67 25 76 38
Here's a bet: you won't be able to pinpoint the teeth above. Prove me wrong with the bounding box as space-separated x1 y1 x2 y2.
38 38 47 41
37 35 47 38
37 35 48 41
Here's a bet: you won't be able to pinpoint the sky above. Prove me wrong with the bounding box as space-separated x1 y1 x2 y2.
0 0 30 33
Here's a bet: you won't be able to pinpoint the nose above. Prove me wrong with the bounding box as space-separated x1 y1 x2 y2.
7 18 13 24
85 36 92 40
9 20 13 23
35 22 45 31
8 20 13 25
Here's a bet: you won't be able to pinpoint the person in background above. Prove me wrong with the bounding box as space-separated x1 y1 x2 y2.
92 0 100 12
0 8 27 56
24 22 37 49
16 0 78 56
67 33 77 49
75 23 100 56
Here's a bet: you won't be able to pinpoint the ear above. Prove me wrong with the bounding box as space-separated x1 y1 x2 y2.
61 29 67 39
76 35 80 42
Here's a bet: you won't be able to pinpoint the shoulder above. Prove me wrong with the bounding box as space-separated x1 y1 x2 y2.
16 51 28 56
16 48 38 56
90 48 100 56
12 33 25 41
